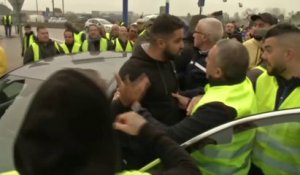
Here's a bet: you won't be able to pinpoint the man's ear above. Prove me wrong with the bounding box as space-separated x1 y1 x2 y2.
285 48 296 62
215 67 223 79
157 38 166 49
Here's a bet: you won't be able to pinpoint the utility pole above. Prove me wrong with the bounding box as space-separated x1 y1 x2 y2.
52 0 55 16
165 0 169 14
36 0 38 15
122 0 128 27
62 0 64 15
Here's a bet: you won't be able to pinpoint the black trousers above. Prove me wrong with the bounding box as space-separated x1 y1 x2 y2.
4 25 12 37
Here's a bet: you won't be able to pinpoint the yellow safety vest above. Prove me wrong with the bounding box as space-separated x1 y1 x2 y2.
81 38 108 52
1 170 150 175
74 31 85 45
31 42 60 62
60 42 81 54
114 38 133 52
106 32 111 40
23 34 35 52
191 78 257 175
3 15 12 25
139 30 146 37
253 72 300 174
251 65 266 73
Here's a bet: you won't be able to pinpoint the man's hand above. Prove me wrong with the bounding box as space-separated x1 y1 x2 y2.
172 93 190 109
186 95 203 116
115 73 150 106
114 111 147 135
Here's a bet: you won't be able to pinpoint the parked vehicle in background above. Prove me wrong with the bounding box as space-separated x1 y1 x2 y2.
27 15 45 23
84 18 113 32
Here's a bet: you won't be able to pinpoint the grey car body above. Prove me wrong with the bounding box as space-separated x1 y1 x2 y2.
0 51 130 172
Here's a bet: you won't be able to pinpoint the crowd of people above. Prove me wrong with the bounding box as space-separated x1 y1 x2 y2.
1 11 300 175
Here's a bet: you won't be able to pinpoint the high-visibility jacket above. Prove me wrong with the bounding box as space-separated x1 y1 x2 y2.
139 30 146 37
23 34 35 52
251 65 266 73
60 42 81 54
114 38 133 52
106 32 111 40
3 15 12 26
191 78 257 175
31 42 60 62
81 38 108 52
0 170 150 175
74 31 85 45
253 72 300 175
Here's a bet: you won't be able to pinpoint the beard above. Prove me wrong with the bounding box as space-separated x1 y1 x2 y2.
266 61 287 77
163 47 182 61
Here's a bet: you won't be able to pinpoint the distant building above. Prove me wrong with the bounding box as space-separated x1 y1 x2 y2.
0 4 12 16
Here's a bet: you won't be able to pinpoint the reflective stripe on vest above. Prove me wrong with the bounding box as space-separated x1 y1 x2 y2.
252 65 266 73
253 72 300 175
191 78 257 175
74 31 84 45
139 30 146 36
3 16 12 25
31 42 60 62
114 38 133 52
117 171 151 175
60 42 81 54
81 38 108 52
0 171 18 175
0 170 150 175
24 34 35 52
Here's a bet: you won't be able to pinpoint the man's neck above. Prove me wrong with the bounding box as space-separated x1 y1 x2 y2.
280 65 300 80
143 43 166 62
199 42 214 52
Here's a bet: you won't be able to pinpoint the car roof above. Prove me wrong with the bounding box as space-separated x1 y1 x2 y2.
10 51 129 82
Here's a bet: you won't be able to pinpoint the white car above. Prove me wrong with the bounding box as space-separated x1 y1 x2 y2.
84 18 113 32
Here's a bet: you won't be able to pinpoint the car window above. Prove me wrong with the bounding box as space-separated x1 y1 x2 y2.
0 77 25 118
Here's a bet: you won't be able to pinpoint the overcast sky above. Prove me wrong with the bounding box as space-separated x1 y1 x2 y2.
2 0 300 16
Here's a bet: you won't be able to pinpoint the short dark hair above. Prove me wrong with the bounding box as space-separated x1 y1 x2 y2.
265 23 300 39
216 39 249 82
24 24 31 29
36 25 47 32
64 29 74 35
149 14 185 42
14 69 118 175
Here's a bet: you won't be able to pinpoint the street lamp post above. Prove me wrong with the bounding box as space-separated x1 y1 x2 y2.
36 0 38 15
62 0 64 14
165 0 169 14
122 0 128 26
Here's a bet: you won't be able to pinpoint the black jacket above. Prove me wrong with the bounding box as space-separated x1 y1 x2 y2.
23 39 61 65
119 44 185 126
138 123 200 175
183 48 208 91
141 102 236 144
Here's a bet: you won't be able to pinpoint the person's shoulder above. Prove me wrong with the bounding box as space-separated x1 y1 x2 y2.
243 38 254 45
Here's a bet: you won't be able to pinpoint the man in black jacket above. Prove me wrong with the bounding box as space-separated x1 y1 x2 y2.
119 14 186 126
115 39 257 172
183 17 224 93
23 25 61 64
